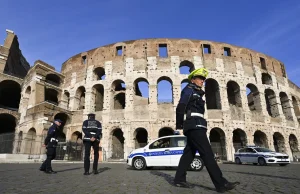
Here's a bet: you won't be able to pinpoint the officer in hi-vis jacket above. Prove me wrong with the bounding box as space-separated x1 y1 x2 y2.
173 68 240 193
82 113 102 175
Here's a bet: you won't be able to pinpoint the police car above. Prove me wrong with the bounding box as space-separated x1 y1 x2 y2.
234 146 290 166
127 135 204 171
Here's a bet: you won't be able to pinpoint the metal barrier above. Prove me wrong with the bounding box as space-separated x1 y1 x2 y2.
0 132 84 161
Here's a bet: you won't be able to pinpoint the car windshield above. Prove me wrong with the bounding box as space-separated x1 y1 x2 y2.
254 148 274 152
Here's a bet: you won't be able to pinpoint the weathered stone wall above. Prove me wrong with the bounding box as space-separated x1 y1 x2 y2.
1 33 300 162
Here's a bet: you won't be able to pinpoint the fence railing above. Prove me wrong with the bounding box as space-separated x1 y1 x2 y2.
0 132 84 161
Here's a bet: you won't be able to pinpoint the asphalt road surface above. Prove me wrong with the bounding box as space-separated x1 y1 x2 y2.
0 162 299 194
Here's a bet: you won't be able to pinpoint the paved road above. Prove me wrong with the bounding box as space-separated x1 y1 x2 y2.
0 162 299 194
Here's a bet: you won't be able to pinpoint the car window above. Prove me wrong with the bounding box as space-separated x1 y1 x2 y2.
254 148 273 152
170 137 187 147
246 148 256 153
149 138 171 149
238 148 246 153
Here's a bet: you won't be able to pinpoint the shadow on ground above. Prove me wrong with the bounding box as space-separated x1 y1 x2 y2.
150 171 216 192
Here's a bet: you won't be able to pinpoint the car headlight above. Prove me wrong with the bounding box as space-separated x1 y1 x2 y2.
263 155 273 158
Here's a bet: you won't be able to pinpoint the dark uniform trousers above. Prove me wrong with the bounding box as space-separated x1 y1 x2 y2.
40 147 56 171
84 140 100 172
174 129 228 189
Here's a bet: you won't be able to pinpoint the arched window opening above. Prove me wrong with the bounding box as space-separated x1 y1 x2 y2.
45 88 59 105
93 67 106 80
157 77 173 104
246 84 261 112
179 60 195 74
206 79 221 109
133 78 149 105
45 74 61 86
261 73 272 85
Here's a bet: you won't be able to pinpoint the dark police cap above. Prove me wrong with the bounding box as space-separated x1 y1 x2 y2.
54 119 63 123
88 113 95 116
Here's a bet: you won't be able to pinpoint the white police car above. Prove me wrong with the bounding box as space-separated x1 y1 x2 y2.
234 146 290 166
127 135 204 171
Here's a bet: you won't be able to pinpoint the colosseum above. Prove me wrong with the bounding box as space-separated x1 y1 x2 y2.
0 29 300 162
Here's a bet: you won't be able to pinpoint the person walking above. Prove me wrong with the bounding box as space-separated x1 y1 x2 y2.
82 113 102 175
39 119 63 174
173 68 240 193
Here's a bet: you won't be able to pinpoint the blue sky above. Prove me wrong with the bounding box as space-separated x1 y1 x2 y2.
1 0 299 101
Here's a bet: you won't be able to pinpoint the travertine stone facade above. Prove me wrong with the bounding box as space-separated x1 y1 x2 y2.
1 30 300 161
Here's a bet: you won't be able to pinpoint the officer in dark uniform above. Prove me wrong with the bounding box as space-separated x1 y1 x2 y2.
39 119 63 174
173 68 240 193
82 113 102 175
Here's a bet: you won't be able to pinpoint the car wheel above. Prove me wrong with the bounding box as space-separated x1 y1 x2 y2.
235 157 242 164
190 157 204 171
279 164 288 166
258 157 266 166
133 157 146 170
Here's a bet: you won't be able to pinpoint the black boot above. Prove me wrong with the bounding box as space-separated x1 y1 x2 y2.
45 170 57 174
83 172 90 175
93 170 99 175
173 181 195 188
216 182 240 193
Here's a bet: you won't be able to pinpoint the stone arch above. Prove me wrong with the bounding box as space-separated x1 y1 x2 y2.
253 130 268 148
157 76 173 103
133 77 149 105
232 129 247 152
264 89 279 117
279 92 293 121
181 79 189 91
111 80 126 110
62 90 70 109
273 132 286 153
93 67 106 80
0 113 17 153
291 96 300 118
111 128 125 159
179 60 195 74
134 128 148 148
289 134 299 161
24 128 37 154
92 84 104 111
205 78 221 109
71 131 82 142
54 113 70 135
45 88 59 105
246 83 261 111
261 73 272 85
75 86 86 110
209 128 227 160
0 80 21 109
227 81 242 107
158 127 174 137
45 74 61 86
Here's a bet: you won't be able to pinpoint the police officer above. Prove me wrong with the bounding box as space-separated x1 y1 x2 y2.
39 119 62 174
82 113 102 175
173 68 240 193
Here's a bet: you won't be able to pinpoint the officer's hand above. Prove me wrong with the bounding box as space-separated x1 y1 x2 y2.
90 137 95 142
42 144 46 147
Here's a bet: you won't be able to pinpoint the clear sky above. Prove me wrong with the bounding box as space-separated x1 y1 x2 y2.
1 0 299 101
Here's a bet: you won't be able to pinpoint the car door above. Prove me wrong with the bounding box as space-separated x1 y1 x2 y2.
169 136 187 166
146 137 171 166
245 148 257 163
237 148 247 162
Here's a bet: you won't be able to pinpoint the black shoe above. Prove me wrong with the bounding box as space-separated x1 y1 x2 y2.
217 182 240 193
45 170 57 174
39 167 46 171
93 170 99 174
83 172 90 175
173 181 195 188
